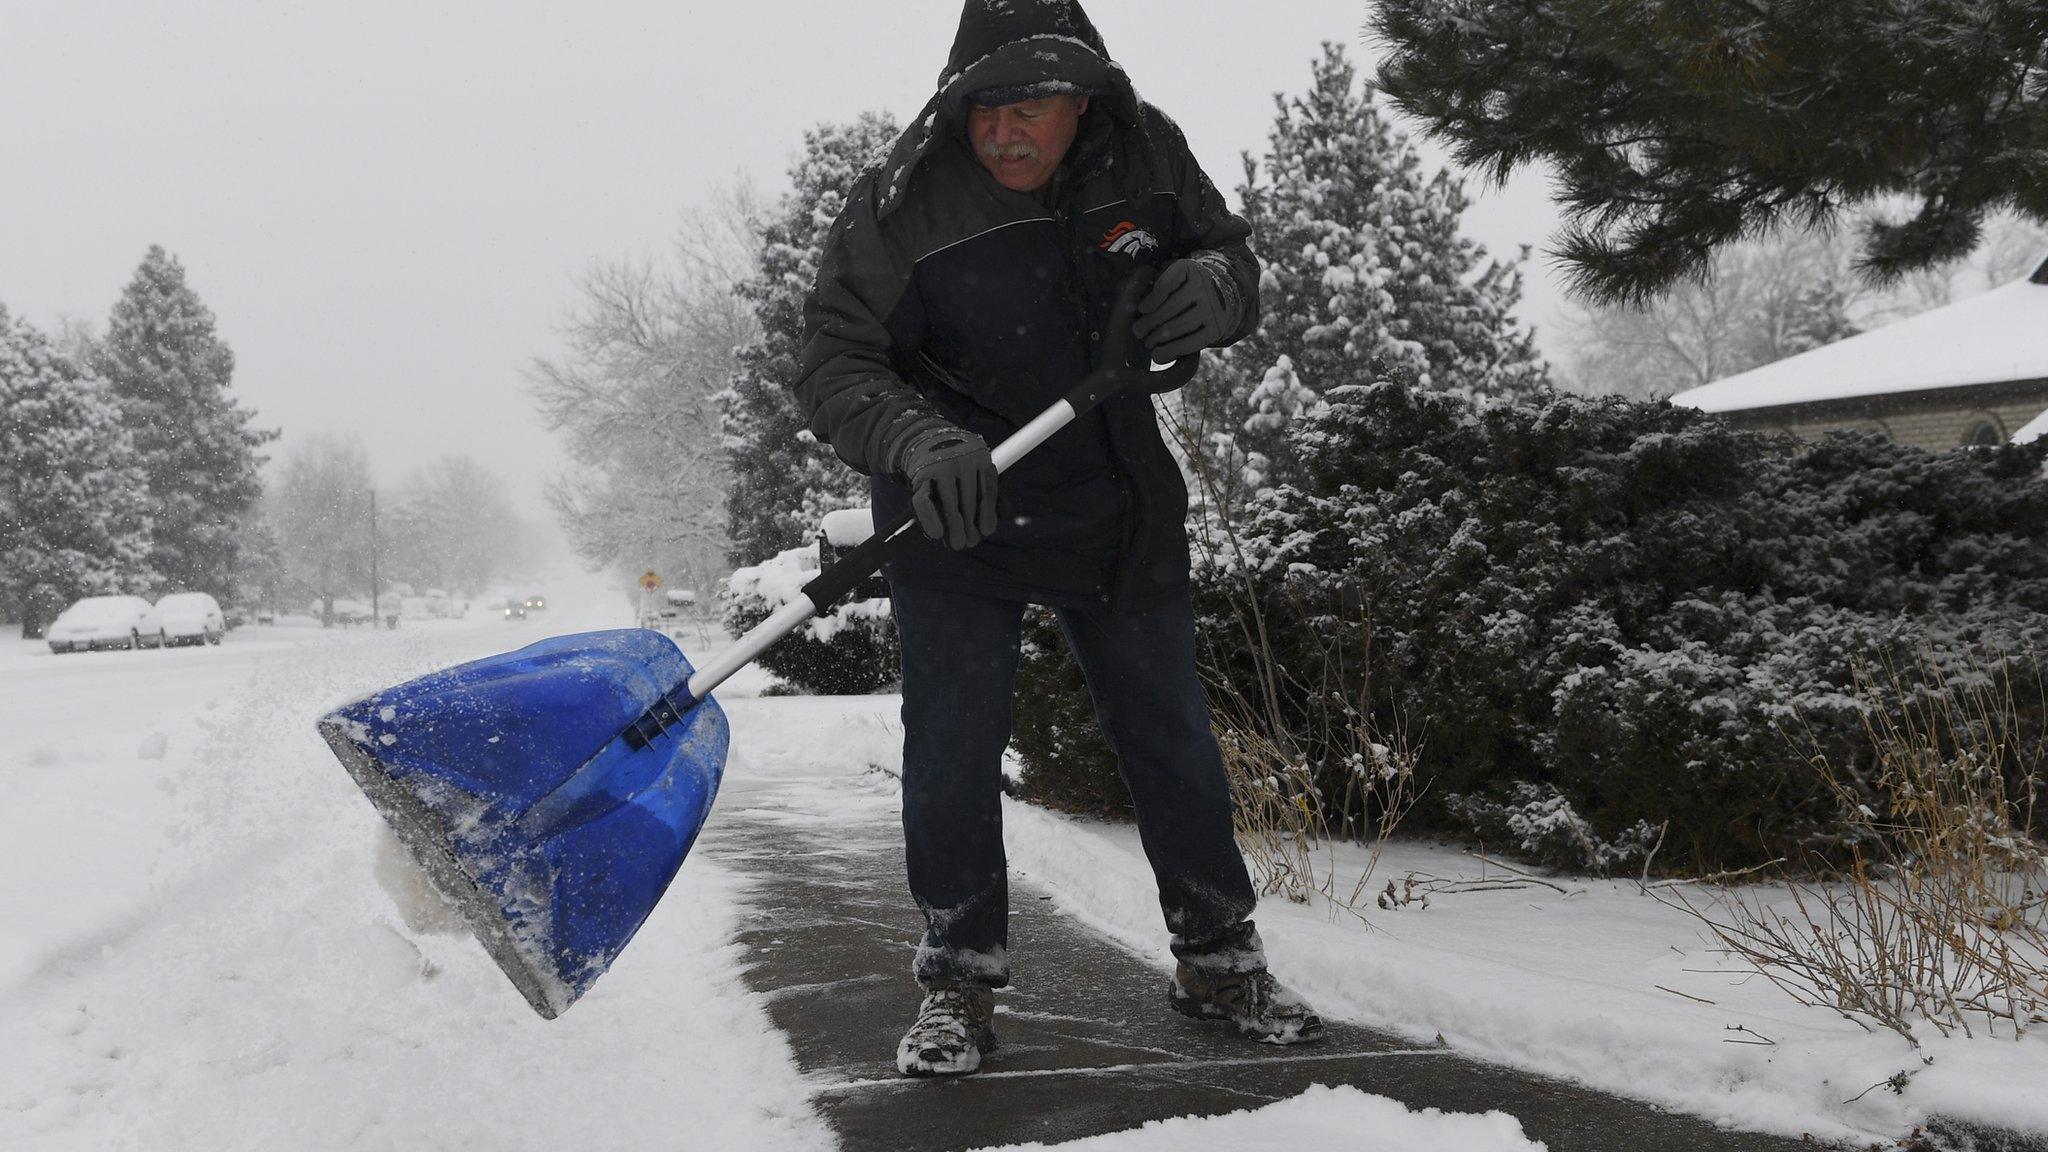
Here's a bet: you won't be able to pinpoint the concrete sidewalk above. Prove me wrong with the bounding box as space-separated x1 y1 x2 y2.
698 766 1826 1152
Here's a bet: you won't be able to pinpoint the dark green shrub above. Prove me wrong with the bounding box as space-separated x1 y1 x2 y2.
1193 383 2048 872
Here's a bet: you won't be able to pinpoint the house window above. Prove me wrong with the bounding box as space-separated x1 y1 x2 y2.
1965 420 2004 447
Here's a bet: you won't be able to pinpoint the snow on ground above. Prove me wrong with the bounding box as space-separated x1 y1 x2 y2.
1000 801 2048 1145
970 1084 1543 1151
10 572 2047 1150
0 573 829 1152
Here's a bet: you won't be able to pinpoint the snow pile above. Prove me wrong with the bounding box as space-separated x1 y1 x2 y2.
973 1084 1543 1151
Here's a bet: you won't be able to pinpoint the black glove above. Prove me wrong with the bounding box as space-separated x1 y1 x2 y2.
1132 258 1232 364
897 425 999 550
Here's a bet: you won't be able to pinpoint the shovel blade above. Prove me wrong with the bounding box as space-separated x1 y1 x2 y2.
317 628 727 1018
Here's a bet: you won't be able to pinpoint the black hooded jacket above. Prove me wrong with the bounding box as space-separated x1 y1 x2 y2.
795 0 1260 608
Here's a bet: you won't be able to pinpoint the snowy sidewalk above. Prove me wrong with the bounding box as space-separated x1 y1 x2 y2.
700 696 1815 1152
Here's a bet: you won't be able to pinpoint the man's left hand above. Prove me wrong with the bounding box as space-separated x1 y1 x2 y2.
1132 259 1231 364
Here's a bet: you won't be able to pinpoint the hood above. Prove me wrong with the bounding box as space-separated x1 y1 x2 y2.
935 0 1136 125
877 0 1139 217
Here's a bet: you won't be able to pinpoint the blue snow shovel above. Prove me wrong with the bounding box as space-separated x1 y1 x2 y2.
317 268 1198 1019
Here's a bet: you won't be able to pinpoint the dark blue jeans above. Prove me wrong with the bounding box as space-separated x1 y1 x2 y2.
893 582 1263 989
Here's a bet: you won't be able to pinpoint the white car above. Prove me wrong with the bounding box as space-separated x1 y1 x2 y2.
46 595 166 653
317 598 374 626
156 591 226 646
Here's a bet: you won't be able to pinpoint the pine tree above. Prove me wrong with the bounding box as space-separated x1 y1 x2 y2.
1779 278 1862 357
717 112 900 565
97 246 275 600
1372 0 2048 300
0 305 156 637
1200 44 1547 491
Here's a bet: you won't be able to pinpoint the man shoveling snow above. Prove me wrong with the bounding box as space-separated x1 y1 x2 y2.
795 0 1322 1077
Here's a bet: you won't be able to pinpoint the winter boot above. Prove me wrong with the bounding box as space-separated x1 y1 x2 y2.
1168 963 1324 1045
895 979 998 1076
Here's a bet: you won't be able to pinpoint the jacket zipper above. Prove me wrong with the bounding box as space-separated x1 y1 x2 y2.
1056 201 1135 607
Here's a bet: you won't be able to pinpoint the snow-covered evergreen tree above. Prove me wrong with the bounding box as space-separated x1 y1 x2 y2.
96 246 274 601
1202 44 1547 492
718 112 899 565
0 305 155 637
1778 276 1862 357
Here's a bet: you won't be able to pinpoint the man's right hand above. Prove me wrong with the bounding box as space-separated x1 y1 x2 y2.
898 425 999 550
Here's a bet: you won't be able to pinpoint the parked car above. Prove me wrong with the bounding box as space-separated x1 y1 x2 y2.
156 591 226 646
324 598 374 627
45 595 166 653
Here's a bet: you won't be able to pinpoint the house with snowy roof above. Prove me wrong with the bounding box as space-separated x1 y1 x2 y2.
1669 256 2048 451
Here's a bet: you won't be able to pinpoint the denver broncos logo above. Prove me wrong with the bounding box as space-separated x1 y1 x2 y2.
1100 220 1160 256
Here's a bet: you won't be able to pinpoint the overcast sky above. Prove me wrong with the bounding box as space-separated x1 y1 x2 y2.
0 0 1568 513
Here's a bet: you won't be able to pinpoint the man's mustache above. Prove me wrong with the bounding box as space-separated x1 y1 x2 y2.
981 139 1040 162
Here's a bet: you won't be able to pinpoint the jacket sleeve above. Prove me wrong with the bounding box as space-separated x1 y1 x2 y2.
795 175 951 479
1149 106 1261 346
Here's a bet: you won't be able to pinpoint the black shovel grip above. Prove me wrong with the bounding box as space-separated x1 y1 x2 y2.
799 506 922 613
799 267 1199 614
1086 266 1201 400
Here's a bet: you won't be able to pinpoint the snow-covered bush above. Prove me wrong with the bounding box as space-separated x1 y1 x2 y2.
1446 784 1663 874
1194 382 2048 872
721 541 896 695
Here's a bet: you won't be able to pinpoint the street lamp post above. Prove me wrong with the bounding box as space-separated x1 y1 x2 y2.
369 488 380 631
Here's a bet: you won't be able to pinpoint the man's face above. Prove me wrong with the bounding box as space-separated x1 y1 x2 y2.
967 94 1089 193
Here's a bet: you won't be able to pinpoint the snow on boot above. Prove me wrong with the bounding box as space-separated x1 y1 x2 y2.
896 980 998 1076
1168 964 1324 1045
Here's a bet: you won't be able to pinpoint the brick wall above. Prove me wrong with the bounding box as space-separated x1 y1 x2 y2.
1718 378 2048 453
